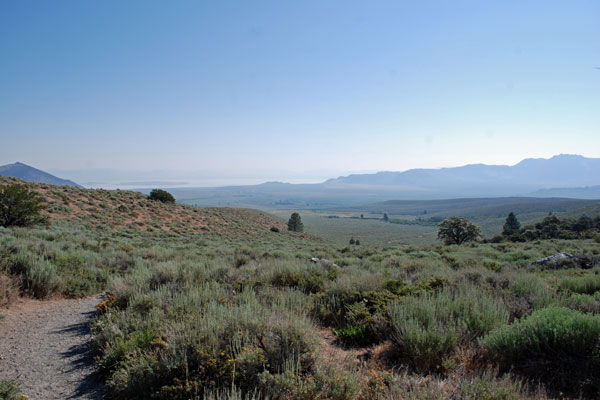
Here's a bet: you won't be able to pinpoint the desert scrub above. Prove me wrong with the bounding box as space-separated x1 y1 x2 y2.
8 254 62 298
0 379 23 400
504 273 554 319
376 368 531 400
268 260 334 294
313 274 449 346
559 292 600 314
481 306 600 396
258 362 361 400
557 270 600 294
94 285 319 399
389 284 508 371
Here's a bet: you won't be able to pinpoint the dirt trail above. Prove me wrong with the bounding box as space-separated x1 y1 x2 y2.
0 295 106 400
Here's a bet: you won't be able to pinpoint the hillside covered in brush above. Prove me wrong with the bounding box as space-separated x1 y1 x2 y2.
0 176 295 239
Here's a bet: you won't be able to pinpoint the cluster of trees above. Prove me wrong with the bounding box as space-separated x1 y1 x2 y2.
349 237 360 245
499 214 600 242
438 212 600 246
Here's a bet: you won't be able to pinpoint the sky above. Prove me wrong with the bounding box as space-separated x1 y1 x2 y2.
1 0 599 186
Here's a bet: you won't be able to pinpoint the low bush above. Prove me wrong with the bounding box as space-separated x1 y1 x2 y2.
481 307 600 396
332 324 372 346
560 292 600 314
375 368 531 400
0 379 22 400
10 254 62 299
558 272 600 295
93 282 320 399
389 285 508 371
148 189 175 204
0 273 18 307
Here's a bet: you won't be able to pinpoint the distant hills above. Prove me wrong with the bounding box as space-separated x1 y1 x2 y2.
0 162 81 187
324 154 600 198
172 154 600 209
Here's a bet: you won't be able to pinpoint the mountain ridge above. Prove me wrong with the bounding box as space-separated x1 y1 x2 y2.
323 154 600 197
0 162 82 187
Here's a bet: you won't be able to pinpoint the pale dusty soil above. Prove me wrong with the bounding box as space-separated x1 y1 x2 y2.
0 295 106 400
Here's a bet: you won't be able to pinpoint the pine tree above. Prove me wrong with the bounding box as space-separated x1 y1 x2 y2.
502 212 521 236
287 212 304 232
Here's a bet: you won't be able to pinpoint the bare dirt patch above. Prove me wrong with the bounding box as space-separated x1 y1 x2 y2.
0 295 106 399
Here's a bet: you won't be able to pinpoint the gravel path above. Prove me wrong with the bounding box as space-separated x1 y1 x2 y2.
0 295 106 399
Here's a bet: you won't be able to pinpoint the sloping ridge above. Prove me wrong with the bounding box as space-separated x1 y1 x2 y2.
0 162 82 187
0 176 296 239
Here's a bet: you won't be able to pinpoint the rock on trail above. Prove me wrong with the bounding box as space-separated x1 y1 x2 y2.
0 294 106 399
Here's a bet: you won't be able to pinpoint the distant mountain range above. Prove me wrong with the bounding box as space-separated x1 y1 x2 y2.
2 155 599 204
0 162 82 187
323 154 600 198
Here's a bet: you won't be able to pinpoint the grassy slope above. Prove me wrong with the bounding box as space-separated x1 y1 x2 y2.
0 176 306 240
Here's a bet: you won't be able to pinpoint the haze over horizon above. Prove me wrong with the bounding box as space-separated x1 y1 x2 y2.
2 1 599 184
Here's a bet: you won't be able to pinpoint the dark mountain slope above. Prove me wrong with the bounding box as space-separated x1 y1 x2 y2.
0 162 82 187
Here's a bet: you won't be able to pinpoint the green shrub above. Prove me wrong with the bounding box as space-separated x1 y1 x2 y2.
332 324 371 346
0 379 21 400
560 292 600 314
461 369 524 400
10 255 62 298
482 307 600 396
0 184 48 227
389 294 458 371
259 363 361 400
505 273 554 319
389 285 508 371
148 189 175 204
558 273 600 295
93 283 319 399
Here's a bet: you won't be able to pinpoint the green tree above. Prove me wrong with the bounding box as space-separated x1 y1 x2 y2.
437 217 481 245
0 184 48 227
573 215 593 233
355 239 360 245
383 212 389 222
148 189 175 204
287 212 304 232
349 237 355 245
502 212 521 236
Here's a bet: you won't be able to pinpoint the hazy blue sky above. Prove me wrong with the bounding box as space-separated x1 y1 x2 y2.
1 0 599 185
